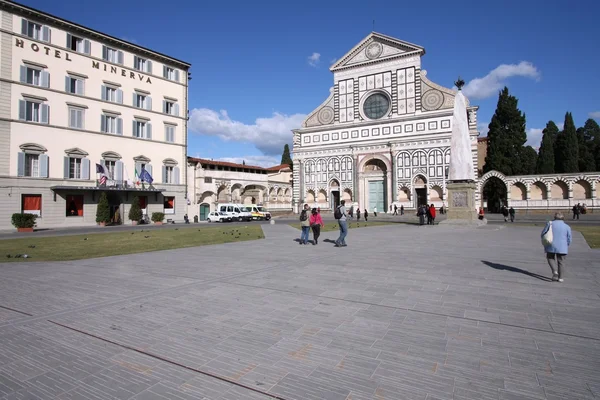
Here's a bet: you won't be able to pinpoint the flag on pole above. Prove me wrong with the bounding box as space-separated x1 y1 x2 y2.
96 163 109 185
140 167 153 184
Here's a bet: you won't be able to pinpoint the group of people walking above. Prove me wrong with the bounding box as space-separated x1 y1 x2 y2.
417 204 437 225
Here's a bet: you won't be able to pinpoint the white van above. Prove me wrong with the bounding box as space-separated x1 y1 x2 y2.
217 204 253 222
248 205 271 221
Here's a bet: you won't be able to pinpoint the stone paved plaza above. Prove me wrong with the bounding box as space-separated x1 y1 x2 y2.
0 223 599 400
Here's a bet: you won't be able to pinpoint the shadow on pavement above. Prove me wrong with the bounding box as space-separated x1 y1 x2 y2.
481 260 553 282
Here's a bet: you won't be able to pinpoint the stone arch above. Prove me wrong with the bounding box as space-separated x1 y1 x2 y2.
550 180 569 200
398 185 411 202
572 179 592 200
284 187 291 200
217 184 229 202
430 185 443 201
231 183 243 203
317 189 327 203
330 178 340 188
342 188 352 202
198 190 216 205
413 174 427 187
481 174 508 212
359 154 391 173
530 181 548 200
479 170 508 187
276 187 284 202
305 189 315 203
411 150 427 168
510 182 527 201
396 151 411 168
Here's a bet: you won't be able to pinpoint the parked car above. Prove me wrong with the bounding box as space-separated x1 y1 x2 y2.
248 205 271 220
217 203 253 222
207 211 230 223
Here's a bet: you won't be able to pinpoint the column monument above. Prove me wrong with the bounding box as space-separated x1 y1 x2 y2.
442 78 486 225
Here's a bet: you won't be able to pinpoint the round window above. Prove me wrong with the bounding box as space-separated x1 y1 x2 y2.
363 93 390 119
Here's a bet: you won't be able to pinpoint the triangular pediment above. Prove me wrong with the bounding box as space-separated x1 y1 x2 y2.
331 32 425 72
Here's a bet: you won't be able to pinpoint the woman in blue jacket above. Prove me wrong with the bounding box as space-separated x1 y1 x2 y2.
541 212 572 282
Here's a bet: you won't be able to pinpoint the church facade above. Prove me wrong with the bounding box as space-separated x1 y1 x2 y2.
292 32 479 213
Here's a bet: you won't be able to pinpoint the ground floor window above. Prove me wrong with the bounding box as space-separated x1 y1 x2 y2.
66 194 84 216
164 196 174 214
22 194 42 216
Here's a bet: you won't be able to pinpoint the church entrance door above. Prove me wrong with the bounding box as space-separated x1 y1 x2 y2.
415 188 427 207
368 180 385 212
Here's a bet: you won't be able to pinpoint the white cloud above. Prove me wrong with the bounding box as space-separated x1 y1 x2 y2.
188 108 306 155
478 122 489 136
463 61 541 100
330 58 338 64
217 155 281 168
526 128 544 148
307 52 321 67
589 111 600 119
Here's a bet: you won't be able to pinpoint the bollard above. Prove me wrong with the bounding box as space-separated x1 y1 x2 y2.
270 219 275 225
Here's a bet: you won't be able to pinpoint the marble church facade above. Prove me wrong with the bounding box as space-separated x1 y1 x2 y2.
292 32 479 213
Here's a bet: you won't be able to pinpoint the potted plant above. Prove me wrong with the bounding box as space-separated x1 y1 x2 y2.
11 213 37 232
96 192 110 226
128 196 142 226
151 212 164 225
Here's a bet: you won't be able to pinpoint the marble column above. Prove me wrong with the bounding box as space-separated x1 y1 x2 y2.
298 160 304 204
390 147 396 211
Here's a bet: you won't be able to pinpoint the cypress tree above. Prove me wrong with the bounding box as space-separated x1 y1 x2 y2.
483 87 527 175
520 146 538 175
577 127 596 172
281 144 293 168
96 192 110 224
555 112 579 173
581 118 600 171
535 121 559 174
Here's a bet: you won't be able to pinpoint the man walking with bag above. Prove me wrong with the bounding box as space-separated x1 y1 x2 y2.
335 200 348 247
541 212 572 282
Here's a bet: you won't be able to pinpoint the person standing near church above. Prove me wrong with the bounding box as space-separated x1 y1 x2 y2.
429 204 436 225
309 208 324 245
364 208 369 222
393 204 398 215
356 208 361 221
299 204 310 245
335 200 348 247
373 207 378 217
400 205 404 215
509 207 515 222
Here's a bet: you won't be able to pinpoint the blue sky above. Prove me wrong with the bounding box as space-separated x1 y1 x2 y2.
22 0 600 167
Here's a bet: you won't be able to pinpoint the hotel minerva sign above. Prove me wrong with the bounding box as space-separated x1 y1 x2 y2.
15 38 152 84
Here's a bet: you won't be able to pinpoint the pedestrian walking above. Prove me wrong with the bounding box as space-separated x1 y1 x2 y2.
502 206 509 222
400 205 404 215
572 204 580 220
299 204 310 245
348 205 354 220
541 212 572 282
393 205 398 215
478 207 485 220
429 204 436 225
418 205 425 225
334 200 348 247
356 208 361 221
509 207 515 222
373 207 378 217
309 208 324 245
364 209 369 222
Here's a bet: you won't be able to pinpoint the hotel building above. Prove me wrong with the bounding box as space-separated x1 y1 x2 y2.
0 0 191 229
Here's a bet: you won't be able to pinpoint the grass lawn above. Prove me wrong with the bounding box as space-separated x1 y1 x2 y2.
0 225 264 262
510 222 600 249
289 220 394 232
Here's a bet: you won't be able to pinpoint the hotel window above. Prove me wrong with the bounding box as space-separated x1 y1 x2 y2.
19 66 49 88
69 158 82 179
18 100 49 124
164 166 174 184
17 144 48 178
22 194 42 217
163 66 180 82
133 120 152 139
134 93 152 110
68 106 85 129
66 195 84 217
101 85 123 104
163 196 175 214
65 76 85 95
162 161 180 184
21 19 50 42
66 33 90 54
163 100 179 116
102 45 124 64
101 114 123 135
104 160 116 179
165 124 175 142
134 56 152 73
24 154 39 177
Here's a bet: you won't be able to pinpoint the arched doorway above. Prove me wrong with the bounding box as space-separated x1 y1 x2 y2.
413 175 427 207
363 158 387 212
199 203 210 221
330 179 340 209
482 177 507 213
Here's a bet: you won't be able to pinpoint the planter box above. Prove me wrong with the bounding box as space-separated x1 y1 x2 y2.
154 221 163 225
17 227 34 232
131 221 138 226
98 222 106 227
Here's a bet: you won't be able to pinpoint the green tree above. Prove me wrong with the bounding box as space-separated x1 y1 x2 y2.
128 196 142 222
581 118 600 171
483 87 528 175
555 112 579 173
577 127 596 172
96 192 110 224
520 146 538 175
535 121 559 174
281 144 293 168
